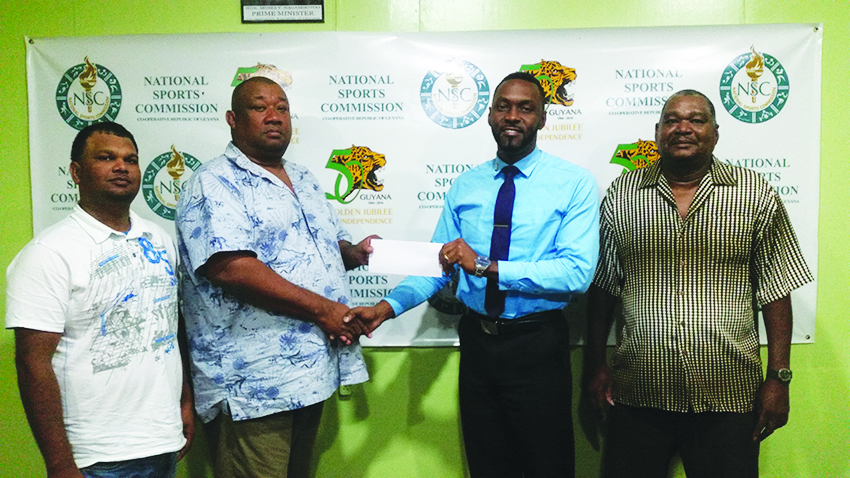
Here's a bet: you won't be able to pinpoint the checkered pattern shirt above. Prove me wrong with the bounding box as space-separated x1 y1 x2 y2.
593 158 812 413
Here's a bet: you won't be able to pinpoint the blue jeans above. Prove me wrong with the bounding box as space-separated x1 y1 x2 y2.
80 452 178 478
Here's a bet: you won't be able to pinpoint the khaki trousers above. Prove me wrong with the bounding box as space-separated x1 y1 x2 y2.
204 402 325 478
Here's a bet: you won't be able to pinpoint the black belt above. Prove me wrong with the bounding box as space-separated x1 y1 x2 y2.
464 309 563 336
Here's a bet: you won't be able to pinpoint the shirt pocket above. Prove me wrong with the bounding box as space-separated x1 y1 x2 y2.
703 215 754 265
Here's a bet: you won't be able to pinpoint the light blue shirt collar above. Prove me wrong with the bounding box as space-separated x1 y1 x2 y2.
492 147 542 180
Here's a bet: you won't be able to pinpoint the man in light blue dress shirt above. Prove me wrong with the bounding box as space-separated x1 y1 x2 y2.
353 72 600 477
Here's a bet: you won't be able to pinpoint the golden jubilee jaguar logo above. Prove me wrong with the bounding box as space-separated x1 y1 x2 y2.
520 60 577 106
324 146 386 204
610 139 660 172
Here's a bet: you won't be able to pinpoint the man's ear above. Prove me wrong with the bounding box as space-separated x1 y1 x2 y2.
69 161 82 186
226 110 236 129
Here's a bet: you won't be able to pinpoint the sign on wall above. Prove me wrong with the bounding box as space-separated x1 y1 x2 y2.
26 24 822 346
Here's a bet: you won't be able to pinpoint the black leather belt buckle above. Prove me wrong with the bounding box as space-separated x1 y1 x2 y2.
472 309 561 336
479 319 500 335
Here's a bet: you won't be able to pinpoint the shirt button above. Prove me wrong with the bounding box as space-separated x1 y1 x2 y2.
679 260 686 267
680 321 685 327
677 290 685 296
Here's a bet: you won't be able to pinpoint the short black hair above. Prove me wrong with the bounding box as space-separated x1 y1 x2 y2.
662 90 717 125
70 122 138 163
231 76 281 112
494 72 547 107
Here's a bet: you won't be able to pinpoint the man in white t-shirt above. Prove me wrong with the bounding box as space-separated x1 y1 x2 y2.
6 122 194 478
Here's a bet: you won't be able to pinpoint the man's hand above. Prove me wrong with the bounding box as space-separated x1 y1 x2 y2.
176 311 195 462
177 378 195 461
47 468 85 478
756 296 792 441
204 252 365 344
177 398 195 461
348 301 396 337
340 235 381 271
753 378 789 441
439 238 484 276
586 364 615 421
314 301 364 345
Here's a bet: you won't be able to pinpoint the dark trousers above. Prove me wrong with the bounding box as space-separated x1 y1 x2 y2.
458 313 575 478
602 404 760 478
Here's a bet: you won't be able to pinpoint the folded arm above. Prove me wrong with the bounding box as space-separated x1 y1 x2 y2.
203 251 362 343
499 172 600 294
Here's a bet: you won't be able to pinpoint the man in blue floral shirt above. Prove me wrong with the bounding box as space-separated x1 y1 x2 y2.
176 76 376 478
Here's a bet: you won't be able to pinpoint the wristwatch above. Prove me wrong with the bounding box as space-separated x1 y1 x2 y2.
474 255 491 277
766 368 792 385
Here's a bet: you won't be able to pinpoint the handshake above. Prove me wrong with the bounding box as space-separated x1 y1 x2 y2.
319 300 397 345
322 235 484 344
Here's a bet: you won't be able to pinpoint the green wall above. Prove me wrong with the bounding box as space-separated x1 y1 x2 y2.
2 1 847 477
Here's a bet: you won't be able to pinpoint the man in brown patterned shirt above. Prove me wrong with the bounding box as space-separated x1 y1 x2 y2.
585 90 812 477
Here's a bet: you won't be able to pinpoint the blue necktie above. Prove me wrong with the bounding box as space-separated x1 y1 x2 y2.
485 165 519 318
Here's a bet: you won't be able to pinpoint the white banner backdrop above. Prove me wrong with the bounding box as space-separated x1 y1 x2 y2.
26 24 821 346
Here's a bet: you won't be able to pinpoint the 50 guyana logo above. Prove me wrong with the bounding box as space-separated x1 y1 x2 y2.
610 139 659 172
55 57 123 130
231 63 293 88
142 146 201 220
324 146 386 204
719 46 789 124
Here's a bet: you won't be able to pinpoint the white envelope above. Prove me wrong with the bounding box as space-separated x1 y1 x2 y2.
368 239 443 278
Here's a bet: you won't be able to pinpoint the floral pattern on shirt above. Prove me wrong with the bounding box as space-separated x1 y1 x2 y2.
176 143 368 422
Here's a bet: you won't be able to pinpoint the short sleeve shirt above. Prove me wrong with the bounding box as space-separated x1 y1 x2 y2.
176 143 368 422
593 159 812 413
5 206 185 468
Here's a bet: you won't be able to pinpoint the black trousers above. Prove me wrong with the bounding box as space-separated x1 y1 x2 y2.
458 313 575 478
602 404 760 478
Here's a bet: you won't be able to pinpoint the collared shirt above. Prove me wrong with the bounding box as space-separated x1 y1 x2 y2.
176 142 368 423
593 159 813 413
385 147 600 318
6 206 185 468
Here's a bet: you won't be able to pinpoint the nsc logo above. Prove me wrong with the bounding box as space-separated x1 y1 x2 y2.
719 47 789 124
142 146 201 220
420 59 490 129
55 57 122 130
